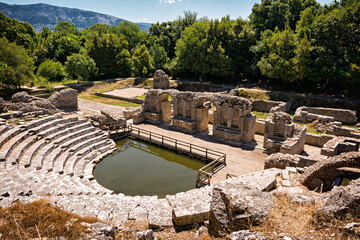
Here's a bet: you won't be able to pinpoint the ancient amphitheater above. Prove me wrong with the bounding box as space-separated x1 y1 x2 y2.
0 73 359 238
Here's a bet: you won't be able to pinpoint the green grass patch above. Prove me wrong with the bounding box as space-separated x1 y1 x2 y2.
252 111 269 119
137 95 146 99
79 93 141 108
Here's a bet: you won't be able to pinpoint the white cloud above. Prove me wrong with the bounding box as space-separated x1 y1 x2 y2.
159 0 182 4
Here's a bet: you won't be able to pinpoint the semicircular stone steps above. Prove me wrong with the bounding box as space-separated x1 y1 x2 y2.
0 114 218 229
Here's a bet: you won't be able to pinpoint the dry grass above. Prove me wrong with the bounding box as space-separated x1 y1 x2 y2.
251 194 359 240
79 93 141 108
238 89 270 101
0 199 98 239
83 81 129 94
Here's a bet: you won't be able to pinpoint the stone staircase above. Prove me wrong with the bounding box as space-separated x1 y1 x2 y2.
0 114 249 229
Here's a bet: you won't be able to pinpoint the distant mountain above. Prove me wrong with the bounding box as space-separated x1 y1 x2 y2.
0 2 152 32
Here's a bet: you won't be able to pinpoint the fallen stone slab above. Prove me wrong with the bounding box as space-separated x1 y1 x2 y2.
166 186 213 226
225 168 282 192
208 181 273 237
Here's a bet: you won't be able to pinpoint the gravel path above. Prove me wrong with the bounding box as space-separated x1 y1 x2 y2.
78 98 126 115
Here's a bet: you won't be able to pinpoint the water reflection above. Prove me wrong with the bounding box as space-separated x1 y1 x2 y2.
94 138 205 197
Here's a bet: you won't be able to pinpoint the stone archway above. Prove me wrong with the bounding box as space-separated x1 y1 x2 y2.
299 152 360 187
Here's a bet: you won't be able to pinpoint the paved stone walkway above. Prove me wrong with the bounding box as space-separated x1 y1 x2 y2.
104 87 148 98
78 99 125 115
134 123 269 184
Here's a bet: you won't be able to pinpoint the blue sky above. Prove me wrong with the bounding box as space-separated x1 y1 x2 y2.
2 0 334 23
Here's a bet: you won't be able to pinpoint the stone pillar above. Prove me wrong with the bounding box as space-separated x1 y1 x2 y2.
196 107 209 132
227 108 232 128
161 101 172 122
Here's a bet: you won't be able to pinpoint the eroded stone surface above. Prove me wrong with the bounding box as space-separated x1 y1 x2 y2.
319 178 360 218
224 168 282 192
208 181 273 237
167 186 213 226
153 70 170 89
264 111 307 154
48 88 78 110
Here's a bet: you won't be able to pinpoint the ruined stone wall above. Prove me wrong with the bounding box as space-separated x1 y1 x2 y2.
138 89 256 143
294 106 357 125
264 112 306 154
252 100 291 113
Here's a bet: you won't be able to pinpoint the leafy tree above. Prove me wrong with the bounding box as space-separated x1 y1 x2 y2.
54 35 81 63
0 37 34 88
173 21 209 78
250 0 320 34
150 44 169 70
37 59 65 82
116 49 133 76
0 12 35 50
86 33 128 78
132 44 153 77
311 0 360 94
256 26 298 84
117 21 147 49
54 21 77 35
65 54 97 81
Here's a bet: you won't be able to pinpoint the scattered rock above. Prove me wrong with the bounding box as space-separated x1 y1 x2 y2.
48 88 78 110
153 69 170 89
208 181 273 237
318 178 360 219
12 91 32 103
136 229 155 240
196 226 208 237
229 230 266 240
83 222 116 239
343 222 360 236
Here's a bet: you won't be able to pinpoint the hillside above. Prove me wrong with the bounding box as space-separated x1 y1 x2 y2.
0 2 151 32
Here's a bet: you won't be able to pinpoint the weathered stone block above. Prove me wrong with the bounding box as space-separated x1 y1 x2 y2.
153 69 170 89
48 88 78 110
208 181 273 237
167 186 213 226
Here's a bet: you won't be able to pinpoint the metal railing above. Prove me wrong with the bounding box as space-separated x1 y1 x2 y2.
106 124 227 187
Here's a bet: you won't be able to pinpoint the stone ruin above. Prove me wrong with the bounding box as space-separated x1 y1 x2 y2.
133 89 256 143
321 136 360 157
153 69 170 89
90 110 126 130
1 91 58 118
294 106 357 125
0 89 79 119
263 110 307 154
48 88 78 110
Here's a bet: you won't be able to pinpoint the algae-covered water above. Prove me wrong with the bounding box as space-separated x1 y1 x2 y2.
94 138 205 197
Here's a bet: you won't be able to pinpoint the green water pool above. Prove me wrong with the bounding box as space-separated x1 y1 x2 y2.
93 138 205 198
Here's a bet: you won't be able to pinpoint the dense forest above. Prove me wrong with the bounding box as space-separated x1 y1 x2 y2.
0 0 359 97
